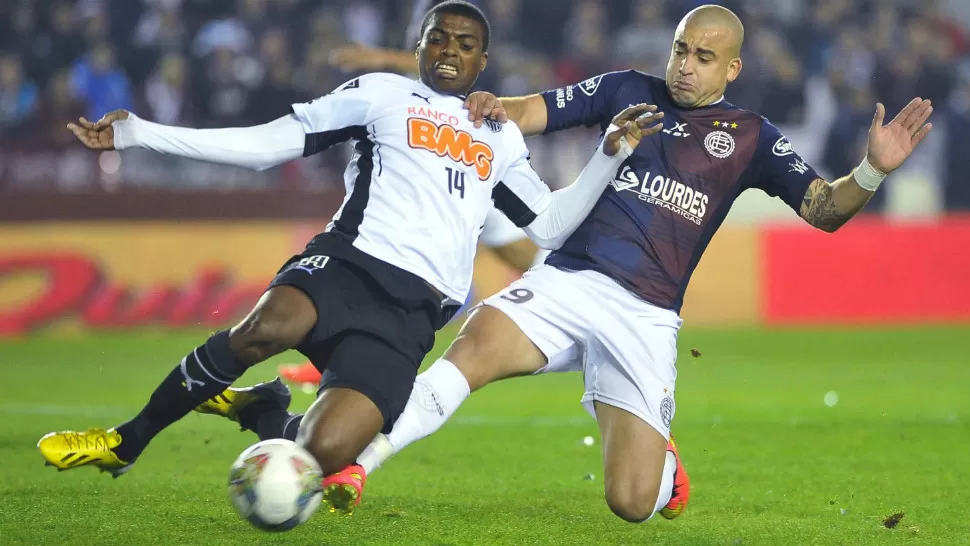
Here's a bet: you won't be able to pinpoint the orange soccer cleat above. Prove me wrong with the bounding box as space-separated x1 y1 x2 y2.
278 362 323 387
321 464 367 515
659 436 690 519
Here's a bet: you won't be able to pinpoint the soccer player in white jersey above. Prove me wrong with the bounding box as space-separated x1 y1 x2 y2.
280 0 536 389
37 0 664 514
297 3 928 524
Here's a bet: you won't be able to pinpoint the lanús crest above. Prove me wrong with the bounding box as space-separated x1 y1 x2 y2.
660 392 674 429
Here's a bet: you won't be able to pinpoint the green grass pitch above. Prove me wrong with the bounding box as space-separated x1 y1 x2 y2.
1 325 968 545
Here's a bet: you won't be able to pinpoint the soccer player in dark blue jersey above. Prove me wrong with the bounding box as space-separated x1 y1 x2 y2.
225 4 934 523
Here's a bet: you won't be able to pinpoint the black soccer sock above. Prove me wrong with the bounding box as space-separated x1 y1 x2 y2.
113 330 249 462
237 402 303 442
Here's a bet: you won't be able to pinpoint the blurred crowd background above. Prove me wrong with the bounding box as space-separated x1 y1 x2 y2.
1 0 968 213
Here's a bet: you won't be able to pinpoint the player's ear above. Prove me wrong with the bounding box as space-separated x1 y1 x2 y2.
726 57 742 83
480 51 488 72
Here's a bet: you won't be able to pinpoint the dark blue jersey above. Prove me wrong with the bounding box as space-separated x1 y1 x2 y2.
541 71 821 312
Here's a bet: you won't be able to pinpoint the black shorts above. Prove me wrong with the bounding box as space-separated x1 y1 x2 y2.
268 235 457 432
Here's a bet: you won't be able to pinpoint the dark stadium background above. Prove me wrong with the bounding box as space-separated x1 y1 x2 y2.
1 1 968 544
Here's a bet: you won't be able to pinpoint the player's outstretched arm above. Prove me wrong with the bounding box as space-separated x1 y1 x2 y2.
523 104 664 249
67 109 306 172
798 98 933 233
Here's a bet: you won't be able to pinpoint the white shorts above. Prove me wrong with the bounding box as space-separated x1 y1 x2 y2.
483 264 682 439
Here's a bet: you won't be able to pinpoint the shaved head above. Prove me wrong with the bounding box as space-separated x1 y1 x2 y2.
665 5 745 108
679 5 744 57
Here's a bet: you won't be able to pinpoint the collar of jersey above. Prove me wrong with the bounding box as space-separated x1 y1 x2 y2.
414 78 467 102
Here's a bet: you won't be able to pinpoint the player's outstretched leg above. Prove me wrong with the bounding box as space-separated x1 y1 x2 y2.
354 305 548 475
212 304 548 510
37 286 317 475
293 330 426 514
296 386 384 514
593 401 689 523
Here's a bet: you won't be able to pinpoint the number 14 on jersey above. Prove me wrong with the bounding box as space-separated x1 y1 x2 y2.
445 167 465 199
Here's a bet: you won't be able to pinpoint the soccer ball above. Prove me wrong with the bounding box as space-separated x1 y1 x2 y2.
228 439 323 531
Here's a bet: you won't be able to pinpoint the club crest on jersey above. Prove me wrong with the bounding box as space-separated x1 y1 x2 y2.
610 165 708 225
704 130 735 159
407 117 494 180
484 118 503 133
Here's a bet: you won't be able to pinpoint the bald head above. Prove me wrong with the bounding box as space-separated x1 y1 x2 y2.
665 5 745 108
679 5 744 57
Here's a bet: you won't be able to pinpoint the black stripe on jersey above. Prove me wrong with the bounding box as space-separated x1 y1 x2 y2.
371 124 383 176
332 137 376 238
301 125 368 157
492 182 538 227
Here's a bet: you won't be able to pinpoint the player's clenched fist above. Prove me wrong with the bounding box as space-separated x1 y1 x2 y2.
602 103 664 157
67 109 130 150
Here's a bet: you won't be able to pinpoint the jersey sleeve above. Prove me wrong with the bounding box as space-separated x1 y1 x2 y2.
539 71 629 134
491 138 552 227
751 120 822 213
479 206 528 247
290 75 379 156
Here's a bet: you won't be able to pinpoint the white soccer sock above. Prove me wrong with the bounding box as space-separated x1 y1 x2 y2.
356 433 393 475
652 449 677 515
357 359 470 474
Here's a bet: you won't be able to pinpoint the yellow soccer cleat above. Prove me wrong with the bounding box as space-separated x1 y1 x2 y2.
38 428 133 477
193 377 291 429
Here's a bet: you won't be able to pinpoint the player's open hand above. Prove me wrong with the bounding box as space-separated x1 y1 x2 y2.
603 103 664 157
464 92 507 128
866 98 933 174
67 109 130 150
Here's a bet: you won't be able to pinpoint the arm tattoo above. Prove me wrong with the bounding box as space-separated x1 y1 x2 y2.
800 179 850 233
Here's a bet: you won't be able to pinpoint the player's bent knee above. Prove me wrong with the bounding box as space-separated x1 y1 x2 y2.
445 306 545 391
604 480 662 523
230 315 299 363
302 429 358 476
296 387 385 475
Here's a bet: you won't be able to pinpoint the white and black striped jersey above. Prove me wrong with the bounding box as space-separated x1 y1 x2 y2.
290 72 552 303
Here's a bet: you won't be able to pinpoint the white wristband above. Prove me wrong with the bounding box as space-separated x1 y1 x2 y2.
854 156 886 191
606 124 635 157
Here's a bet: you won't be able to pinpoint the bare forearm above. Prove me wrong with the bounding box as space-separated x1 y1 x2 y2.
799 175 874 233
500 94 547 136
